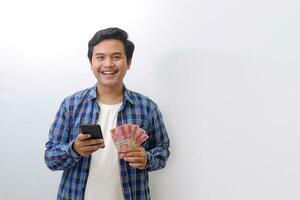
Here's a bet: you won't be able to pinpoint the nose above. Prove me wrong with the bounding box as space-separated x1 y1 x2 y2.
103 58 114 67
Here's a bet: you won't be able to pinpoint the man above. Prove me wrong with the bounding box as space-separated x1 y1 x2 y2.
45 27 170 200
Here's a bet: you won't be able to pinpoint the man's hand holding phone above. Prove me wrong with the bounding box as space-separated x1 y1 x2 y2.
73 125 105 156
73 133 104 156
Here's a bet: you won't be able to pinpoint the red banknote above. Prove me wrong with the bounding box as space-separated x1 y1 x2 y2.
111 124 149 151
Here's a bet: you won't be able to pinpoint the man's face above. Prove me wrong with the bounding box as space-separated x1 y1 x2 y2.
91 39 130 90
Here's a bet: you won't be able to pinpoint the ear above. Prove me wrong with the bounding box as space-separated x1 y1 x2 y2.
127 59 132 70
89 59 93 70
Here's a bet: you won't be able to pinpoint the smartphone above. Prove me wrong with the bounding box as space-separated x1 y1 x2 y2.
80 124 103 139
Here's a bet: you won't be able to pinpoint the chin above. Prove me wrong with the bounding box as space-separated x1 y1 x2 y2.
99 81 121 88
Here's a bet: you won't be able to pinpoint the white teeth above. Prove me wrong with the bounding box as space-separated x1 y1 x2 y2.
102 71 116 75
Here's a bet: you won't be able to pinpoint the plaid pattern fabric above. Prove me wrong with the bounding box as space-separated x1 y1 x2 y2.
45 85 170 200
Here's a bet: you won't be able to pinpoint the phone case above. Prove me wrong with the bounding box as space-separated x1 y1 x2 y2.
80 124 103 139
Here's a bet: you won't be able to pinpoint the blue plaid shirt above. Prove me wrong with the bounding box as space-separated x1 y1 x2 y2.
45 85 170 200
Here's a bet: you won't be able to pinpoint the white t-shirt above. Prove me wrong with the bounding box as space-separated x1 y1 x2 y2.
84 102 123 200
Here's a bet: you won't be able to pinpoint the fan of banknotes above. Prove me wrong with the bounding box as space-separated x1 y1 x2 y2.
111 124 149 151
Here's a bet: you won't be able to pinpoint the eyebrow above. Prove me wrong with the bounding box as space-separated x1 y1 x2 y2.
95 52 122 56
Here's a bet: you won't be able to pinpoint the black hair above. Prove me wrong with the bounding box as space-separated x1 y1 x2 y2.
88 27 135 64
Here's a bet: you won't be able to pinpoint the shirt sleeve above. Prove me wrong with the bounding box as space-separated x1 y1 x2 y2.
145 102 170 171
44 99 82 171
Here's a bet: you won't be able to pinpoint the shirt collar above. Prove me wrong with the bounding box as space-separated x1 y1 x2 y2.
87 84 134 105
123 85 134 105
87 84 98 100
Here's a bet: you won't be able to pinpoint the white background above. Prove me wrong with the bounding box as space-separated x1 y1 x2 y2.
1 0 300 199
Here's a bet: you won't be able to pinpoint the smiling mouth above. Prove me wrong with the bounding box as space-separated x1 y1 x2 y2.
100 70 118 75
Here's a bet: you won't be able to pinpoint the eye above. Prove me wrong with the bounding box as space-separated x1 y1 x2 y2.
96 56 105 60
113 55 121 60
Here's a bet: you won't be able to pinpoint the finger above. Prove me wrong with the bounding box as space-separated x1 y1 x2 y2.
82 142 105 149
80 144 105 156
81 144 103 152
77 133 91 141
120 147 146 159
123 151 143 157
124 147 146 155
129 163 145 169
83 139 104 146
123 156 144 163
119 146 137 153
99 142 105 148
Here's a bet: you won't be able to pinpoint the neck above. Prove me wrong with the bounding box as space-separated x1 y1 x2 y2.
97 83 123 105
